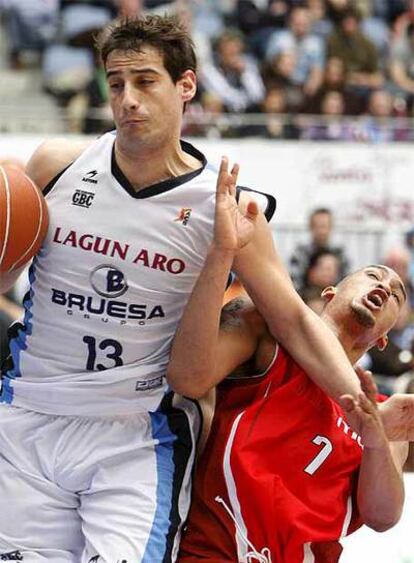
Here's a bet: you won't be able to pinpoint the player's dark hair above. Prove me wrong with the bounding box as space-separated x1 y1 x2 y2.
96 14 197 83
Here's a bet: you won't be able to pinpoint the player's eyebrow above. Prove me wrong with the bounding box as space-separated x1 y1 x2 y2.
106 68 160 79
367 265 407 302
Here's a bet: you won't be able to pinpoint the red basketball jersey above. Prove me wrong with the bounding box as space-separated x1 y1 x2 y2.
179 345 364 563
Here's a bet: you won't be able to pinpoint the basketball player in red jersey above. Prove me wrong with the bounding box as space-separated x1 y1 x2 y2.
169 162 413 563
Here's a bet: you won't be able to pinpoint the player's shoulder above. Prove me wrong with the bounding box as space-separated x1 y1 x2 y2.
25 137 93 192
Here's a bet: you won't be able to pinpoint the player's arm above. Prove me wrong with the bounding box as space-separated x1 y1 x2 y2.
232 198 362 402
167 158 265 398
358 435 407 532
1 138 91 294
168 270 265 398
341 391 406 532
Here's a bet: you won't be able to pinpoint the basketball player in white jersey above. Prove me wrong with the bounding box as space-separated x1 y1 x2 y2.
0 14 372 563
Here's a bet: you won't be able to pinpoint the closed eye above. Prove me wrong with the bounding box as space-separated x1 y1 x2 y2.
392 292 401 305
367 271 380 280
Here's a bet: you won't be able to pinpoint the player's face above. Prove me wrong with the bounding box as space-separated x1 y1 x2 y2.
336 265 406 339
105 46 196 148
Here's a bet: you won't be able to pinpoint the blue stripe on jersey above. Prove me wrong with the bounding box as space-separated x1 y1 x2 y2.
0 261 37 404
142 410 176 562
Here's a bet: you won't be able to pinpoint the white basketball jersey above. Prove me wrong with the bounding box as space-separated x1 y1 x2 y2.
1 133 275 416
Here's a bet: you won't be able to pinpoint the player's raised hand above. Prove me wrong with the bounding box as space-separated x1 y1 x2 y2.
354 366 378 402
340 392 388 449
378 393 414 441
214 156 259 252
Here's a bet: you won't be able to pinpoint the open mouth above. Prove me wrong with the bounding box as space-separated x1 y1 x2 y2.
362 288 388 311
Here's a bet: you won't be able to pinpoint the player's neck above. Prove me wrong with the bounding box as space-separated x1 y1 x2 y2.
114 138 202 191
321 314 366 366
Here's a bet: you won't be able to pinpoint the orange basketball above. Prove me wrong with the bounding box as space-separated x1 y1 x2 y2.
0 165 49 274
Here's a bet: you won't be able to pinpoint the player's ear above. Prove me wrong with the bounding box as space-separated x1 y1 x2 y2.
178 70 197 103
376 334 388 351
321 286 336 303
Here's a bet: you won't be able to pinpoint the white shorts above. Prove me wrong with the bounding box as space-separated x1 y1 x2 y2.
0 393 200 563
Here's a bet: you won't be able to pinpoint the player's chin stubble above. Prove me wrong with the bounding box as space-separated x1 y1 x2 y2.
350 301 375 328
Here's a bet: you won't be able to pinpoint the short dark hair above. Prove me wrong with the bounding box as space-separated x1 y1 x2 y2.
309 207 332 225
308 248 339 271
339 6 361 23
96 14 197 83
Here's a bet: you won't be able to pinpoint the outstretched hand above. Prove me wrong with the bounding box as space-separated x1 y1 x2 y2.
340 367 387 449
214 157 259 252
354 366 414 441
379 393 414 441
340 392 387 449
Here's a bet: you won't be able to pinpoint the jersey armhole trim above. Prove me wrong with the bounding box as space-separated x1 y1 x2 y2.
236 186 277 222
226 343 279 381
43 162 74 196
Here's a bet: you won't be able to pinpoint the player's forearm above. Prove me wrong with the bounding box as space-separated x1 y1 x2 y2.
167 246 234 397
358 439 405 532
235 250 361 401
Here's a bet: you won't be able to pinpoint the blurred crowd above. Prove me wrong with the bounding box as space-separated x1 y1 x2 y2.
1 0 414 139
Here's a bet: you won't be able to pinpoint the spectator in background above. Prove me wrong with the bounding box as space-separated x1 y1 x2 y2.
241 86 300 139
266 6 325 96
0 0 59 68
302 90 355 140
355 0 390 62
299 247 342 297
308 0 333 39
357 89 411 142
304 56 363 114
389 21 414 110
201 29 265 112
290 207 349 290
234 0 290 58
327 6 383 98
261 51 304 110
184 91 241 138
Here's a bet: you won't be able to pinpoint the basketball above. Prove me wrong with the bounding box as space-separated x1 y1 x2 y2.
0 165 49 273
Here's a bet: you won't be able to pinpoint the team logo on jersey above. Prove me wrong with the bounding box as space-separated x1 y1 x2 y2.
0 552 23 561
174 207 192 226
136 376 163 391
90 265 128 298
72 189 95 208
82 169 98 184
